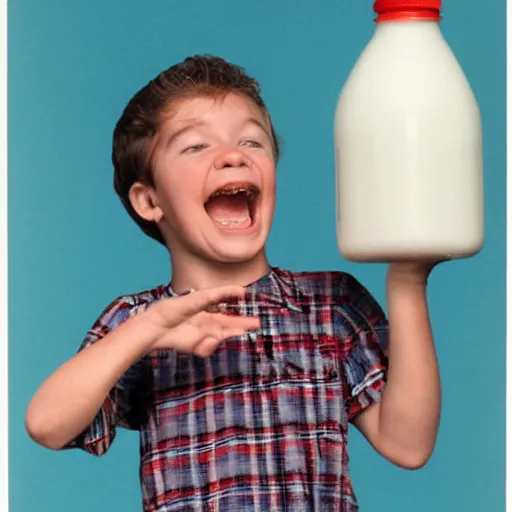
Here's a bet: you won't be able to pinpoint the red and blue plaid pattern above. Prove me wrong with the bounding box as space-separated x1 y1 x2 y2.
68 268 388 511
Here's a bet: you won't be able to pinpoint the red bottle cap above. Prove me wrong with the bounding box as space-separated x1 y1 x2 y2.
374 0 442 22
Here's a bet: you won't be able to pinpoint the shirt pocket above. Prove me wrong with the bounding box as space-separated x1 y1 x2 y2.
266 336 347 491
275 334 341 383
268 335 346 428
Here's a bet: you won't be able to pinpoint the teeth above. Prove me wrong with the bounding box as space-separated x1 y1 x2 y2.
208 185 258 201
216 218 250 227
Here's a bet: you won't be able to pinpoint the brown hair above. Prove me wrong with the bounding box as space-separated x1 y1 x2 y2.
112 54 280 246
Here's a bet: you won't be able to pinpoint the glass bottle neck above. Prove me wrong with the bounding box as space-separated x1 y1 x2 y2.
375 9 441 23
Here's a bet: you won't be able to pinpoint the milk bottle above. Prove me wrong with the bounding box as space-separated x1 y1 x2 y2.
334 0 484 262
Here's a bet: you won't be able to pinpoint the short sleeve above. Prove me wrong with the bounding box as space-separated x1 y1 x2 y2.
335 273 389 422
64 298 151 456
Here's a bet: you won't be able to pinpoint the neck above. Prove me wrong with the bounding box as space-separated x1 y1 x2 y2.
169 249 272 293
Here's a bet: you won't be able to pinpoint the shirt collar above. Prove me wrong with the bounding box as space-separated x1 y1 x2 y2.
166 267 310 313
248 267 310 313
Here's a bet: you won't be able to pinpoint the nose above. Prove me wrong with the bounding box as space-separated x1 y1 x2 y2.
213 147 249 170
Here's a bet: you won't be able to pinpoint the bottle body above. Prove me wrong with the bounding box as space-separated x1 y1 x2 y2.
334 21 484 262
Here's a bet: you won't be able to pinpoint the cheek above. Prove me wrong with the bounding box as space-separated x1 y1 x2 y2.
155 179 204 226
254 152 276 180
260 171 276 218
261 160 277 194
155 164 202 201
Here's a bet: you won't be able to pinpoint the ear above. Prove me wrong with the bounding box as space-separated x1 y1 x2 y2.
128 182 164 223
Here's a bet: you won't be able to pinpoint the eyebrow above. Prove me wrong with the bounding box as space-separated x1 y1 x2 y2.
245 117 270 136
164 117 271 149
164 121 206 149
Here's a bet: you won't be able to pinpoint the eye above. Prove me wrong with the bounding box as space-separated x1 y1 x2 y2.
182 143 208 154
240 139 263 149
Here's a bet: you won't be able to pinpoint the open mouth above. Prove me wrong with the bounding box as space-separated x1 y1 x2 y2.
204 182 260 229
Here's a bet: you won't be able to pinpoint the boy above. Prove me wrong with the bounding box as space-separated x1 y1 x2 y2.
26 55 441 511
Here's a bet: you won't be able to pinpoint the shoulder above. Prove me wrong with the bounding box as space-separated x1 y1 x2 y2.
276 267 385 324
275 267 364 301
87 283 168 336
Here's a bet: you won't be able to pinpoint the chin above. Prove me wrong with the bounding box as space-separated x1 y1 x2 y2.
209 240 267 265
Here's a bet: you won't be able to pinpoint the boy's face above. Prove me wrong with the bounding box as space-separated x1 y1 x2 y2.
130 93 276 266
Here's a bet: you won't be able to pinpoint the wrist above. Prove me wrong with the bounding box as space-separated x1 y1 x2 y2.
126 307 166 355
387 262 435 288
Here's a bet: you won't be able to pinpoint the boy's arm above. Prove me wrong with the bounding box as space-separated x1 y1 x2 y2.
25 309 159 451
352 263 441 469
25 285 260 451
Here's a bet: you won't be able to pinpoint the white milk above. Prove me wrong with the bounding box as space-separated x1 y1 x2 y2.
334 2 484 262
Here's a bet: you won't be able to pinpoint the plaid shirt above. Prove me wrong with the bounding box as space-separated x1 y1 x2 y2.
69 267 388 511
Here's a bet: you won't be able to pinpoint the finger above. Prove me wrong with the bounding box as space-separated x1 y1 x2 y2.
195 321 256 341
194 326 255 357
200 311 260 331
177 286 246 317
194 336 222 358
220 327 255 340
193 315 260 342
221 316 260 332
205 321 260 342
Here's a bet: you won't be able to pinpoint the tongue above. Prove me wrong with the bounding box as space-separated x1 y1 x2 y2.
205 194 251 225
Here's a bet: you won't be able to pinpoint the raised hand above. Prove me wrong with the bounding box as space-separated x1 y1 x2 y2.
146 285 260 357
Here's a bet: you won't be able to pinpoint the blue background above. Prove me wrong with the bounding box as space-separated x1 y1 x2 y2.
8 0 505 510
